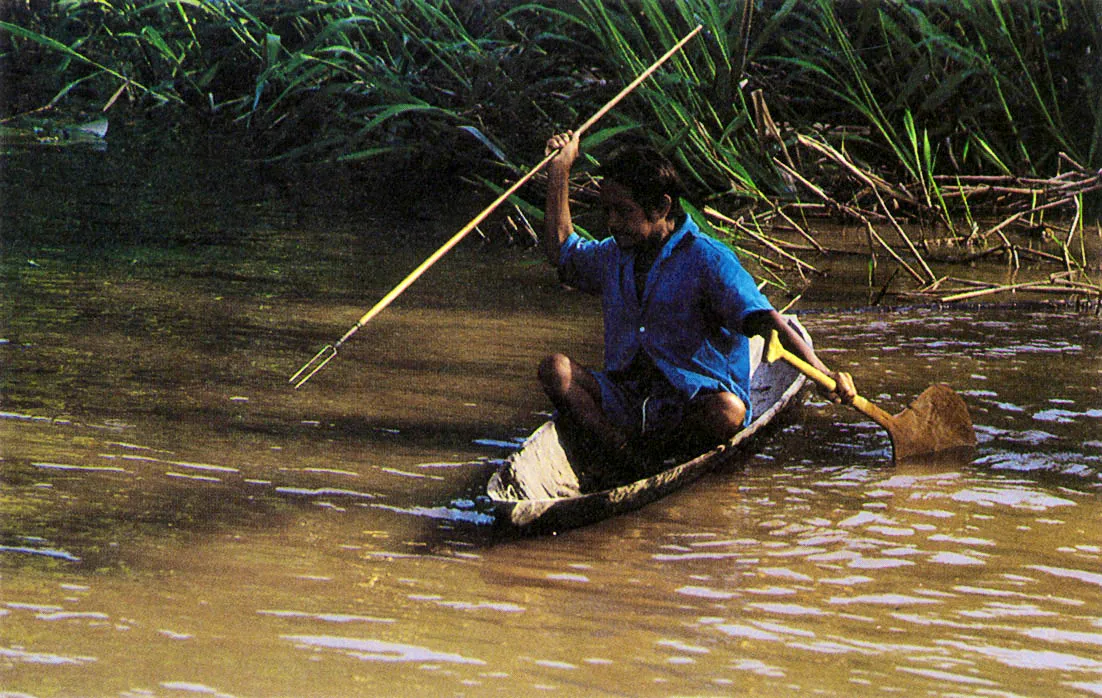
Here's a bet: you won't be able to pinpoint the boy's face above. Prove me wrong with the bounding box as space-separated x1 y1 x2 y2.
599 180 667 250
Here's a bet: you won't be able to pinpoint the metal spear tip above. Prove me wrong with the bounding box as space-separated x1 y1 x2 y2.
290 344 337 389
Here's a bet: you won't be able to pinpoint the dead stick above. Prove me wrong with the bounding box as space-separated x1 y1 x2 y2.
1029 286 1102 296
751 90 795 170
736 246 788 272
980 194 1091 241
981 211 1028 240
937 281 1101 303
1017 247 1066 264
862 221 926 284
795 134 917 205
1065 194 1083 272
943 277 1006 288
1058 152 1089 171
705 207 818 273
941 282 1049 302
774 160 875 220
871 186 937 282
795 135 935 280
772 159 925 282
918 276 949 293
773 203 827 253
923 245 1010 264
996 231 1020 270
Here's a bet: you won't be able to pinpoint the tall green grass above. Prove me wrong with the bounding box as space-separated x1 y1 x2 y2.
3 0 1098 211
561 0 1100 207
764 0 1099 188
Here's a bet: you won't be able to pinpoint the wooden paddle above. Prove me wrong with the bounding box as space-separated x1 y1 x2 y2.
289 25 704 389
765 330 976 462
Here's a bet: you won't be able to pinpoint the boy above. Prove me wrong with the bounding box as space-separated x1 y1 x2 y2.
539 131 855 465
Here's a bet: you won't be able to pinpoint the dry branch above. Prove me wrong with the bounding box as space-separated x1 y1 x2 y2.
704 206 819 275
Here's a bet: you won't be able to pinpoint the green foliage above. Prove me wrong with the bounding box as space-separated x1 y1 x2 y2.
764 0 1100 176
2 0 1098 203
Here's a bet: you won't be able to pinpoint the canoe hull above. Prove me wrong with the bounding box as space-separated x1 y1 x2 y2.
486 317 812 534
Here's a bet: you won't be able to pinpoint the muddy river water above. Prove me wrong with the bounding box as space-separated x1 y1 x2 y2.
2 142 1101 696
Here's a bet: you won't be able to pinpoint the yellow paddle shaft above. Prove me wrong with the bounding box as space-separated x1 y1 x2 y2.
765 330 894 430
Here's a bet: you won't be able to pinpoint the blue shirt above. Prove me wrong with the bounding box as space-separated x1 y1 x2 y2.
558 215 773 421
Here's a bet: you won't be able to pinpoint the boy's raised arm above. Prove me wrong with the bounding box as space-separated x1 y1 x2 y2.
543 131 580 267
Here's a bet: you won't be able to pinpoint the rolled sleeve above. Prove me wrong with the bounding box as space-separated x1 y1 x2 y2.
558 232 612 294
705 239 773 333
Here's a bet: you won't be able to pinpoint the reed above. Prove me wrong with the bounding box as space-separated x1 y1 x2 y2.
3 0 1098 231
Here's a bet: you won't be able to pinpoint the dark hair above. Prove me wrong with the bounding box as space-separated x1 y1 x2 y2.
597 146 686 222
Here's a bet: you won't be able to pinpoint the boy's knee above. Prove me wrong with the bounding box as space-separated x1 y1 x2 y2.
538 353 572 395
689 392 746 443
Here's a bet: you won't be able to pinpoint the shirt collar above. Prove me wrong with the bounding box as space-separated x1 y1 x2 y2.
648 214 696 265
669 214 697 246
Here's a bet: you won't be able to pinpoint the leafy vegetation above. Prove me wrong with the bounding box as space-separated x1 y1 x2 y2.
4 1 1097 171
2 0 1099 301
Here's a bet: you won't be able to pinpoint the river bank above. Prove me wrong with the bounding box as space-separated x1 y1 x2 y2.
5 111 1099 313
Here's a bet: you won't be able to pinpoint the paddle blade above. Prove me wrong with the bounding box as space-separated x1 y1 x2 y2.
888 384 976 462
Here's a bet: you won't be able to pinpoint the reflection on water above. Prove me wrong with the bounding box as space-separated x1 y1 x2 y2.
2 145 1101 696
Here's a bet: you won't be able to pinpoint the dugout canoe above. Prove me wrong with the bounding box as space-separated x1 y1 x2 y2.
485 316 812 534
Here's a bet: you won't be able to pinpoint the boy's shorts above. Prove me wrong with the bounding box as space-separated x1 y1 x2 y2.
590 367 688 440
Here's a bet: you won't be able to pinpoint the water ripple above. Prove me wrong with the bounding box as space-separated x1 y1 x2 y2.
0 645 96 665
676 586 737 600
275 487 377 499
949 486 1077 510
258 609 396 624
1029 565 1102 588
160 681 238 697
1034 407 1102 424
283 634 485 665
370 503 493 526
896 667 996 686
0 544 81 562
974 451 1102 478
1023 627 1102 647
830 594 940 607
937 639 1102 671
928 551 986 566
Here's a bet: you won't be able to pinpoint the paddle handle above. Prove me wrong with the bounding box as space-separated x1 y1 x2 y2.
765 330 894 429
